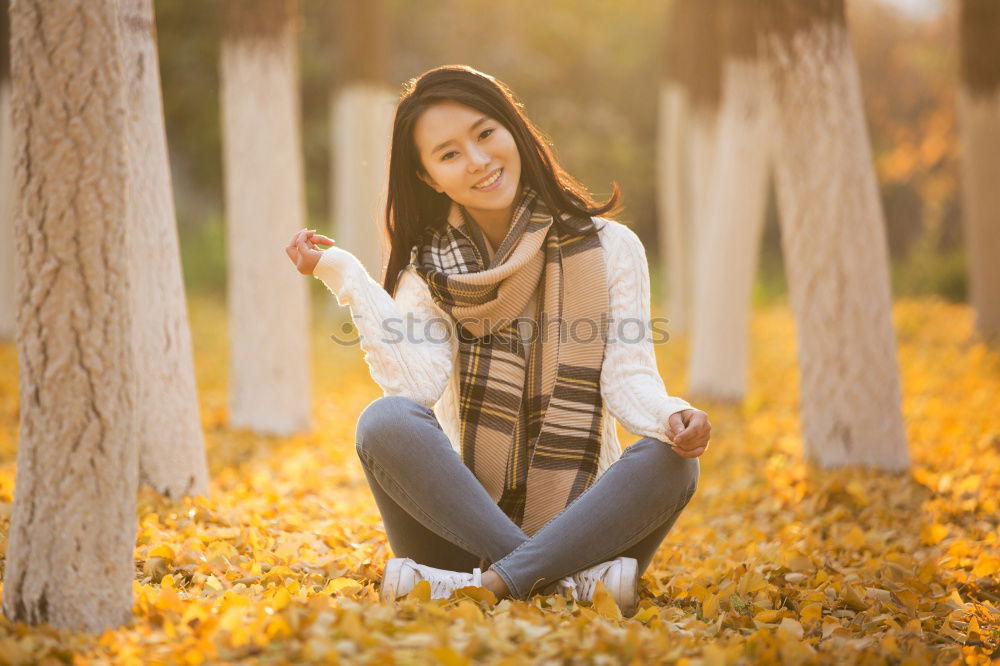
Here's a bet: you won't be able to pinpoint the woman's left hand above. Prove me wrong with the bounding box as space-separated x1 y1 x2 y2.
285 228 336 276
666 409 711 458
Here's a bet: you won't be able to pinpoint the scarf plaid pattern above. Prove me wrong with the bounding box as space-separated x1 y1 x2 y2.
411 184 610 536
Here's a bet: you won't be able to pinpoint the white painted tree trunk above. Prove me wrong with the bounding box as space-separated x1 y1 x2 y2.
4 0 137 632
767 23 909 470
0 80 14 341
119 0 209 498
688 60 773 401
656 81 691 333
329 83 395 283
957 88 1000 339
687 109 719 339
221 16 312 435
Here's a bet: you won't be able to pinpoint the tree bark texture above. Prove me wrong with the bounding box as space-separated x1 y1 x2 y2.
4 0 138 632
958 0 1000 339
0 1 12 341
221 0 312 435
118 0 209 498
688 59 773 401
0 79 13 341
765 16 909 470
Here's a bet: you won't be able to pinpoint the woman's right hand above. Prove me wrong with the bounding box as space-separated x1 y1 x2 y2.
286 228 335 275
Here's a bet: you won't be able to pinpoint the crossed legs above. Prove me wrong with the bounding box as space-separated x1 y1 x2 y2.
355 395 698 600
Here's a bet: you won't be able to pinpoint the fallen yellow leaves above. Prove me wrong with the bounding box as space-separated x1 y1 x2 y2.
0 297 996 663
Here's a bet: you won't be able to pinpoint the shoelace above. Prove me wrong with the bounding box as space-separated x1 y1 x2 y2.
559 561 615 601
414 564 482 599
553 576 578 599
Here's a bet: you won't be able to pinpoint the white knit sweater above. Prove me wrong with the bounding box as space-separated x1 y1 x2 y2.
313 216 694 478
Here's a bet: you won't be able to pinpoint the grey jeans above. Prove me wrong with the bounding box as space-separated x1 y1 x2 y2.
355 395 699 600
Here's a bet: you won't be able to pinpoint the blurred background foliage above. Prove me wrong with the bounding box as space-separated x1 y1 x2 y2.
155 0 961 305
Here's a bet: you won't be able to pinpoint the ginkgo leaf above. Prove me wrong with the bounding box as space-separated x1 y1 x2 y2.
453 585 497 606
920 523 949 546
844 525 866 549
430 647 471 666
632 606 658 623
777 618 804 641
154 586 185 615
591 581 622 621
754 609 784 624
971 555 1000 577
799 603 823 624
323 577 362 595
407 580 432 602
149 544 177 560
702 593 720 620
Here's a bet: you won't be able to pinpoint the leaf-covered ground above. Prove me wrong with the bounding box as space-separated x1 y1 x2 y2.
0 296 997 665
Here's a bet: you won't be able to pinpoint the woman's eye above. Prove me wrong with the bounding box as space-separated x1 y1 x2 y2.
440 129 493 161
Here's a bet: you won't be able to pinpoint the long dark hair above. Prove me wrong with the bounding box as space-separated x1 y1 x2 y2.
381 64 623 296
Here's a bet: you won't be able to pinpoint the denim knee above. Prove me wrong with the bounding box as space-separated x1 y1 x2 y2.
629 437 699 505
355 395 425 460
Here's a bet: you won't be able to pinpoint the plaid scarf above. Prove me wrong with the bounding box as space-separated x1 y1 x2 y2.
411 183 610 536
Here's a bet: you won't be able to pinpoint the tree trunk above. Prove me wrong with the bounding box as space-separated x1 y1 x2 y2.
329 0 393 283
119 0 209 498
4 0 137 632
688 58 773 401
221 0 312 434
656 80 691 333
688 2 773 401
687 109 719 338
658 0 722 338
329 86 395 282
764 7 909 470
0 78 13 342
958 0 1000 340
0 0 12 341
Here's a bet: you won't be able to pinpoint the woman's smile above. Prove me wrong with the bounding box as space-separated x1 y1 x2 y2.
472 167 504 191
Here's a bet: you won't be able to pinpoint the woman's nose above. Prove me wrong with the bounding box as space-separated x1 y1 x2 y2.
467 145 490 170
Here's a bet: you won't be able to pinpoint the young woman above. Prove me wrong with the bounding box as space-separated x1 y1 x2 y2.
285 65 710 617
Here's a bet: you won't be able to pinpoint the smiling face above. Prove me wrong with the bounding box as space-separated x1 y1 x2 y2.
412 100 523 227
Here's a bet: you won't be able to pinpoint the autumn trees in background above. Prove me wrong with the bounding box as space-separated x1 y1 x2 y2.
656 0 721 338
686 1 771 402
221 0 312 435
760 3 909 470
957 0 1000 340
659 0 909 470
330 0 394 283
120 0 209 498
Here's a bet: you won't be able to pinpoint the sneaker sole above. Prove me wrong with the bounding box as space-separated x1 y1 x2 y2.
613 557 638 617
380 558 405 603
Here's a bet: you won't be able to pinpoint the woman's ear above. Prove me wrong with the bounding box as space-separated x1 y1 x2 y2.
417 170 444 194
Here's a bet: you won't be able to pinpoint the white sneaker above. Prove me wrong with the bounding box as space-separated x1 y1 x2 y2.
544 556 639 616
380 558 483 602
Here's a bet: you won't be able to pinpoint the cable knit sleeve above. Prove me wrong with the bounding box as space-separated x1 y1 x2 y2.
312 247 453 408
600 223 694 443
